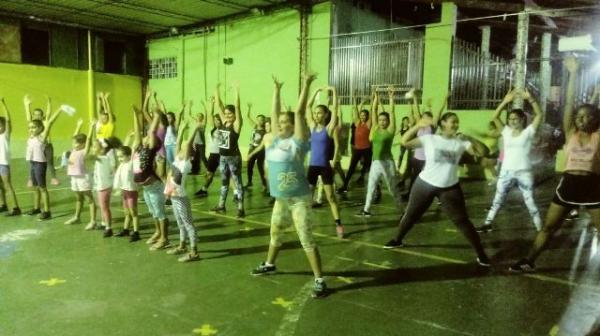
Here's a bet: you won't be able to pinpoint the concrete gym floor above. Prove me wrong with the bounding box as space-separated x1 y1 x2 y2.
1 160 599 336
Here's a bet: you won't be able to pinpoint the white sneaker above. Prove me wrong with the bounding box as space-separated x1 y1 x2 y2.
64 217 80 225
84 221 97 231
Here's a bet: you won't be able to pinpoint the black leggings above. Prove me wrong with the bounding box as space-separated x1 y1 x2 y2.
395 177 487 259
247 149 266 187
343 147 372 189
407 157 425 193
191 144 208 174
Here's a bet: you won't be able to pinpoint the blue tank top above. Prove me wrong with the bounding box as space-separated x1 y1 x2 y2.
266 136 311 198
309 127 332 167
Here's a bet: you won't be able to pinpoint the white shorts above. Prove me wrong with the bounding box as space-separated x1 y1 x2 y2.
70 175 92 192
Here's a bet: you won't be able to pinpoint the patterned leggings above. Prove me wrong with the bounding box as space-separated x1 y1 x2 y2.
485 169 542 230
219 155 244 209
172 196 196 248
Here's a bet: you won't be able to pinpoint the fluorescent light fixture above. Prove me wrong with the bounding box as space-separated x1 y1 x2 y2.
558 34 596 52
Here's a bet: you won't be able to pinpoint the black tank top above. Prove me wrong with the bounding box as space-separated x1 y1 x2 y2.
217 124 240 156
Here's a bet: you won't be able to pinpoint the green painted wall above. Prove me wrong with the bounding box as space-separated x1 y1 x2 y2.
148 2 331 158
0 62 141 158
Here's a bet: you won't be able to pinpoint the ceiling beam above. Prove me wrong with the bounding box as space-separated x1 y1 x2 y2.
401 0 523 12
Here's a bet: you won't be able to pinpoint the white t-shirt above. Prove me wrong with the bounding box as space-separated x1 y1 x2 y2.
0 132 10 165
94 154 116 191
164 158 191 198
419 134 471 188
113 160 136 191
500 125 535 172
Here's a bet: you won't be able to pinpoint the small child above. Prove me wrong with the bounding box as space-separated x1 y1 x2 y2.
113 145 140 242
87 120 118 237
164 118 200 262
64 128 97 229
0 98 21 216
24 100 64 220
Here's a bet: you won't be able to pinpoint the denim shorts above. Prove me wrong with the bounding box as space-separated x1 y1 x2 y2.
143 180 167 220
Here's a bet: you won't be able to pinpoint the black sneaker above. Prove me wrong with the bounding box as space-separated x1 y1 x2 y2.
311 202 324 209
6 208 21 216
233 194 241 203
244 184 253 190
211 205 226 214
312 278 328 298
194 189 208 198
237 209 245 218
383 239 404 249
38 211 52 221
336 187 348 194
251 262 276 276
476 224 493 233
509 258 536 273
477 255 491 267
129 231 141 242
115 229 130 237
103 228 113 238
355 210 372 218
165 199 172 206
0 204 8 213
26 208 41 216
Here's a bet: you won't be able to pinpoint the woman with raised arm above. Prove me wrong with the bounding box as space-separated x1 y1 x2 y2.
245 102 268 193
190 101 209 175
24 95 60 186
251 73 328 299
132 106 170 250
194 97 222 198
24 102 64 220
306 86 344 238
476 89 544 233
510 57 600 272
164 115 200 262
212 83 245 218
339 94 372 193
95 92 115 140
356 88 402 217
382 112 491 267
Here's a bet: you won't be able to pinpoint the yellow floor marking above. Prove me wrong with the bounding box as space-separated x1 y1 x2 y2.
39 278 66 286
272 297 293 310
191 206 600 291
335 256 354 262
445 229 458 233
363 261 392 269
239 227 253 232
336 276 354 284
192 324 218 336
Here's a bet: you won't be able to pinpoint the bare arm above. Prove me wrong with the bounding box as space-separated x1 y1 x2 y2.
233 83 242 133
23 95 32 122
41 107 63 142
369 92 379 140
73 118 83 136
141 89 152 123
45 96 51 123
387 87 396 134
246 103 256 127
0 98 11 137
523 89 544 131
461 133 488 157
132 105 143 149
563 56 579 136
306 88 321 129
401 120 429 149
215 83 226 117
147 111 161 149
326 87 338 135
103 92 114 123
84 120 95 155
96 92 102 120
432 92 449 127
294 73 317 141
271 75 283 138
492 90 514 130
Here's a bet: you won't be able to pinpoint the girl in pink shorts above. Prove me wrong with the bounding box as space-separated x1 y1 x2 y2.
113 145 140 242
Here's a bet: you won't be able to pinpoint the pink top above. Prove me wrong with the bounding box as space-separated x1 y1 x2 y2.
26 136 46 162
564 131 600 174
67 149 87 176
156 125 166 157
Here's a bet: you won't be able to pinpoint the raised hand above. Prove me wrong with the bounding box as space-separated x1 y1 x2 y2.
24 95 32 106
272 75 284 89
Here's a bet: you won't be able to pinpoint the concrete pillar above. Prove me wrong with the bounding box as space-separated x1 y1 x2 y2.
480 25 491 109
513 12 529 109
540 32 552 113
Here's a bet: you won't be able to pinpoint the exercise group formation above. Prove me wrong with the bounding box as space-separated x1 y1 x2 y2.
0 57 598 298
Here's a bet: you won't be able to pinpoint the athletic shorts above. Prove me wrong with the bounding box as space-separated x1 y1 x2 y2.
553 173 600 209
207 153 220 173
70 175 92 192
270 195 315 251
30 161 47 188
122 190 138 209
307 165 334 185
0 164 9 177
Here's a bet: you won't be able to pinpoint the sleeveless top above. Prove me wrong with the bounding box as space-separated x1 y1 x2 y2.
266 136 311 198
354 123 371 150
564 131 600 174
309 127 333 167
371 129 394 161
217 124 240 156
26 136 46 162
